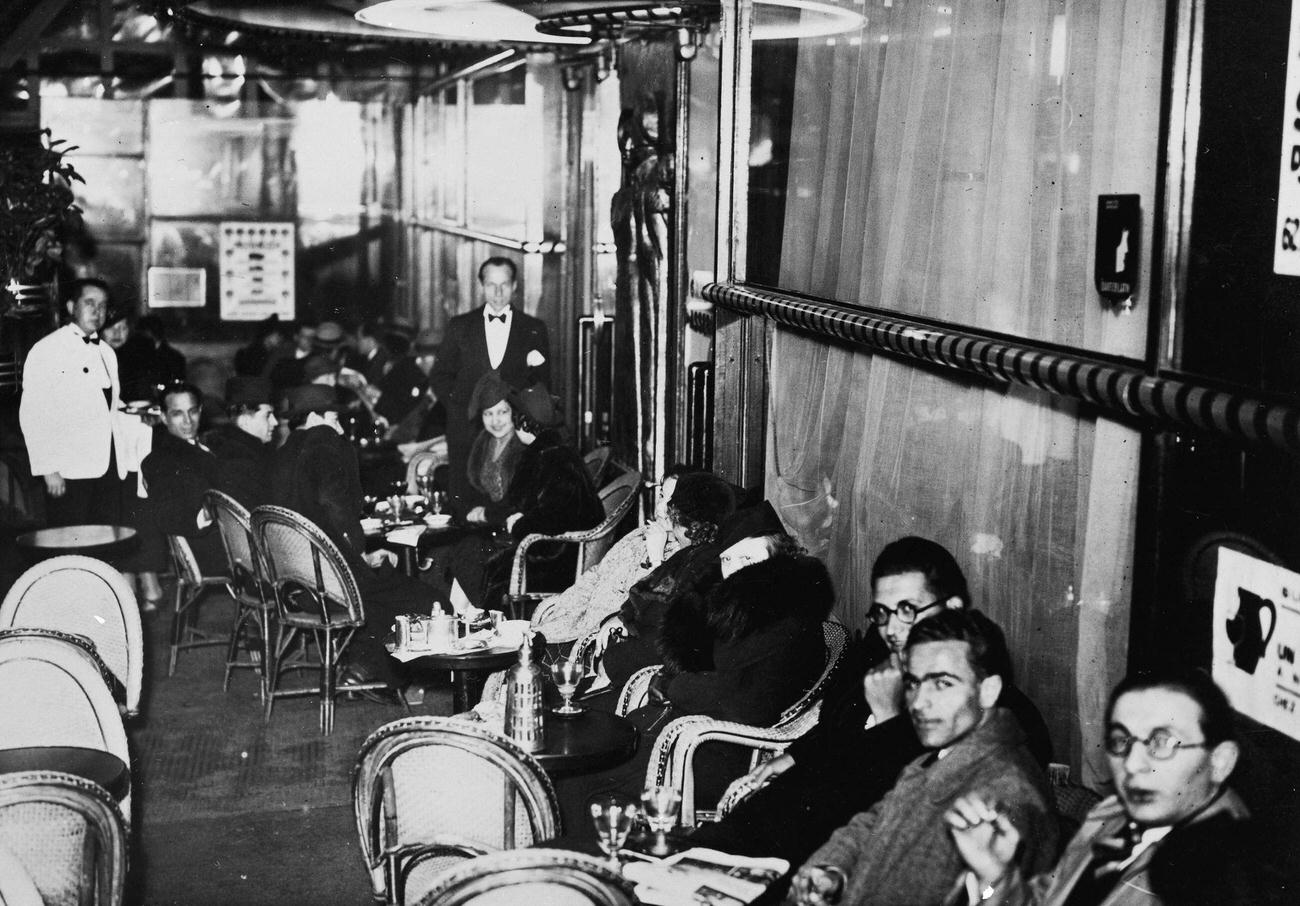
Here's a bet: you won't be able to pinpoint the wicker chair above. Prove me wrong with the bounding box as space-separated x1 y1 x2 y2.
629 621 850 828
507 467 641 600
0 633 133 822
205 490 275 700
251 505 391 734
405 449 447 495
413 849 636 906
0 771 127 906
581 445 612 486
0 555 144 718
353 716 561 906
165 533 234 677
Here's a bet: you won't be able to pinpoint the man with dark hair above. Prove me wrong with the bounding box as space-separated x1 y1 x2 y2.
946 668 1250 906
135 314 187 385
206 376 277 509
690 537 1052 868
20 278 134 527
267 321 319 395
141 382 224 573
347 320 391 385
430 256 551 511
791 609 1056 906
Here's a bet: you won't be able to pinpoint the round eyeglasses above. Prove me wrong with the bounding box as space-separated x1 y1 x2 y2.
867 599 942 626
1104 728 1210 760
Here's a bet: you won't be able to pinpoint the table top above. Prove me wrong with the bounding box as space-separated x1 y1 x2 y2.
14 525 139 557
0 745 129 800
401 646 521 673
534 709 639 776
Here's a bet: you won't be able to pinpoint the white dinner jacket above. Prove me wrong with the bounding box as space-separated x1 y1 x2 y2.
20 324 130 480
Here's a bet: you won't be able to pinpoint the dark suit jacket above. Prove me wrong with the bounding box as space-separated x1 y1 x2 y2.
428 306 550 504
141 427 224 573
205 423 274 511
270 425 366 566
375 355 427 423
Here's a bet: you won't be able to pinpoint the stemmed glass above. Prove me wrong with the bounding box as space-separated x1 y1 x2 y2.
589 794 638 867
550 656 587 717
429 490 447 515
640 786 682 856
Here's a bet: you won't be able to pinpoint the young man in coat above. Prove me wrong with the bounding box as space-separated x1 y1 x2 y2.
945 668 1252 906
791 609 1057 906
206 375 277 510
20 278 134 527
429 257 550 511
141 382 224 574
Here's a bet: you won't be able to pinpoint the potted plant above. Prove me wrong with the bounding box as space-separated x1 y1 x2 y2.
0 128 83 316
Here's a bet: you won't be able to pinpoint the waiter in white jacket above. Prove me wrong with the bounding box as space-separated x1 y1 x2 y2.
20 279 135 527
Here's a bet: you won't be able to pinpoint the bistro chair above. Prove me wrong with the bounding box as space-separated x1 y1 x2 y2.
205 490 275 701
353 716 561 906
165 533 234 677
0 771 127 906
507 467 641 602
413 849 636 906
0 555 143 718
631 620 849 828
405 449 447 495
251 505 389 735
0 632 133 822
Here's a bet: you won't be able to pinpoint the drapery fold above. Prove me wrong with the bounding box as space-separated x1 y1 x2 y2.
760 0 1163 783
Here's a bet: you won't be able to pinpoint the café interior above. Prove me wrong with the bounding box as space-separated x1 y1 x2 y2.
2 0 1300 903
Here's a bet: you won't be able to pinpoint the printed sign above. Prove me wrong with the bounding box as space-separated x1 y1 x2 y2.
1275 1 1300 275
1212 548 1300 741
219 221 295 321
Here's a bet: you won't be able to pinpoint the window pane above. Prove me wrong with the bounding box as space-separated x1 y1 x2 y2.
747 0 1163 357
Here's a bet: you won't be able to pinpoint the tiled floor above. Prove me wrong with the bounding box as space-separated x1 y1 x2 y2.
128 591 454 904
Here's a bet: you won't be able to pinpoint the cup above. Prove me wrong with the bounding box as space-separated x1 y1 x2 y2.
488 610 505 633
394 615 410 648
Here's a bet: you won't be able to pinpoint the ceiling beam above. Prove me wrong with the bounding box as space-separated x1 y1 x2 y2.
0 0 77 71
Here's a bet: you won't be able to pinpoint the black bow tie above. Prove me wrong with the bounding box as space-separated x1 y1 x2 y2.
487 312 507 323
82 334 101 345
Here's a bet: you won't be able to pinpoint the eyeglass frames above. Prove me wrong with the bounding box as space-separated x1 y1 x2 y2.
1104 728 1210 760
867 599 942 626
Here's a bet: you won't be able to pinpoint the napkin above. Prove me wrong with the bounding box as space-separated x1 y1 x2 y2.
385 525 425 546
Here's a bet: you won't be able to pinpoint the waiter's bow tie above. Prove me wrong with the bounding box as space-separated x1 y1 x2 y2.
82 334 101 345
487 312 507 323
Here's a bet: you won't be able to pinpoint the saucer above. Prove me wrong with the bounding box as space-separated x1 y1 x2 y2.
424 514 452 528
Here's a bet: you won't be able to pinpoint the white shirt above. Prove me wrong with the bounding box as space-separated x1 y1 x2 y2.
484 305 512 369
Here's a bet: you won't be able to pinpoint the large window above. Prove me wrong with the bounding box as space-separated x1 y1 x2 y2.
747 0 1163 358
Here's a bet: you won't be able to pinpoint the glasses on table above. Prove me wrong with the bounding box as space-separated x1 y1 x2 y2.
1104 728 1210 760
589 794 638 867
867 599 942 626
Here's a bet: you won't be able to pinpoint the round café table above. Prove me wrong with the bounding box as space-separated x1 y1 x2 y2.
0 746 130 800
533 709 639 777
402 646 520 713
14 525 139 561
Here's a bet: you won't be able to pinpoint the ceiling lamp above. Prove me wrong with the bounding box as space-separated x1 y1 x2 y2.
355 1 590 45
531 1 865 42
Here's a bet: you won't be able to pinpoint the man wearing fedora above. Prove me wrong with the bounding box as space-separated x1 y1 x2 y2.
430 256 551 511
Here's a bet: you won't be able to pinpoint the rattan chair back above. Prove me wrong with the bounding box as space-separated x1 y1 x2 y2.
250 505 364 628
581 445 612 486
206 490 270 602
0 770 127 906
0 555 143 717
354 716 561 905
405 450 446 495
413 849 636 906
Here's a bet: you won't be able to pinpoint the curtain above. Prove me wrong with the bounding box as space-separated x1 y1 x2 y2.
762 0 1164 784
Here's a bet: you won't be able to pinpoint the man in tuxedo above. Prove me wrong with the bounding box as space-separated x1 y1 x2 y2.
20 278 134 527
429 256 550 510
944 669 1250 906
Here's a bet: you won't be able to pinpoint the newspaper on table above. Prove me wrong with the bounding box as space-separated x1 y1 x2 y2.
622 847 789 906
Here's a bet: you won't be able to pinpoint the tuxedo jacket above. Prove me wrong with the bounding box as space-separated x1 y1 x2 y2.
20 324 131 480
429 306 550 433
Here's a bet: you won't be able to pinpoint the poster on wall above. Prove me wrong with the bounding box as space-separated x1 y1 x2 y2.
218 221 295 321
1275 0 1300 275
1212 548 1300 741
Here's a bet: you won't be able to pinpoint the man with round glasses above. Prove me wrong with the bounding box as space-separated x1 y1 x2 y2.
689 536 1052 868
945 668 1250 906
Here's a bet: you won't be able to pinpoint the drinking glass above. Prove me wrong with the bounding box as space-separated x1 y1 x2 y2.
430 490 447 515
640 786 682 856
589 795 638 867
550 657 587 717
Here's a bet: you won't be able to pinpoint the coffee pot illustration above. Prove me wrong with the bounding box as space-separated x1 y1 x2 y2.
1225 588 1277 675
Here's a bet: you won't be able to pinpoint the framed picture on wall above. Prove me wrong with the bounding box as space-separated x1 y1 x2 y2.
147 267 206 308
218 221 295 321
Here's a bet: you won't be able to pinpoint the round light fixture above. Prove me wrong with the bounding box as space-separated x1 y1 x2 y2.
355 0 591 45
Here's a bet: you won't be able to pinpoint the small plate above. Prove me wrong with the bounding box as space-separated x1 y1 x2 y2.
424 514 452 528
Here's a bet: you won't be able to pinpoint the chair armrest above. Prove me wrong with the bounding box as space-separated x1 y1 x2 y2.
507 526 615 597
716 770 767 820
646 704 824 828
616 665 661 716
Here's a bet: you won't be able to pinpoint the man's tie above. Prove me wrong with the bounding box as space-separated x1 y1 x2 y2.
487 312 506 323
82 334 101 345
1060 820 1142 906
